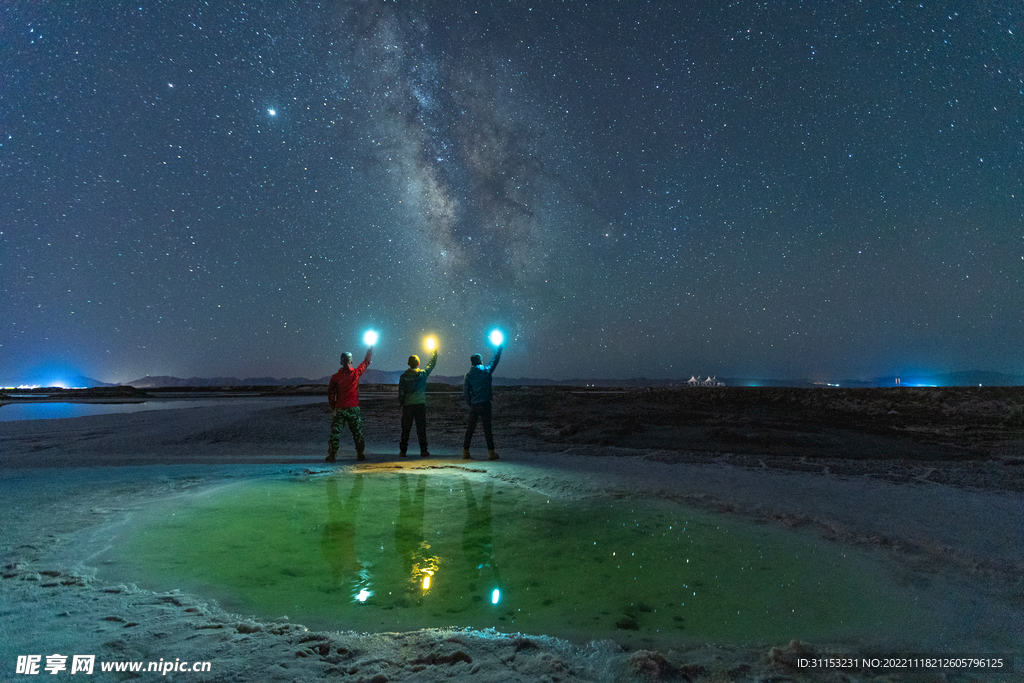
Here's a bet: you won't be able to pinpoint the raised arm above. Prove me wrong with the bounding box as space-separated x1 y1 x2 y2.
488 346 503 373
355 346 373 376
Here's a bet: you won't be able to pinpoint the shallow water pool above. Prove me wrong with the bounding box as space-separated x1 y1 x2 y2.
0 396 321 421
97 469 934 650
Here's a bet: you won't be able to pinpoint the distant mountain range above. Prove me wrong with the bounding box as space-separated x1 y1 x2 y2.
49 369 1024 389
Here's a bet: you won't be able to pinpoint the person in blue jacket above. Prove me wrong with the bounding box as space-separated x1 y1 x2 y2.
462 345 502 460
397 347 438 457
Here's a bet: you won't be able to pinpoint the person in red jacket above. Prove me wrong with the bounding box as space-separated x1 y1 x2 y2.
326 345 373 462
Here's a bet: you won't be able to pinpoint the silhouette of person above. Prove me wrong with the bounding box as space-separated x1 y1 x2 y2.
463 346 502 460
397 347 438 457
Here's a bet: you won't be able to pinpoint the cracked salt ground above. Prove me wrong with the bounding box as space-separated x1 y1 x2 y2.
95 469 939 651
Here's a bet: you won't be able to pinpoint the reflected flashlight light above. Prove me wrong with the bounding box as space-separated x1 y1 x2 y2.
491 588 500 604
363 330 379 346
489 330 504 346
425 337 436 351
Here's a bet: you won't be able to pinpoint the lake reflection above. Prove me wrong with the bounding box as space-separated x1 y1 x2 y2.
96 470 937 650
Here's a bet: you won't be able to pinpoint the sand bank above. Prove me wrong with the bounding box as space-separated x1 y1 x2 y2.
1 395 1021 681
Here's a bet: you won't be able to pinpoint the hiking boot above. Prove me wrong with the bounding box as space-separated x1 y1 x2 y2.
325 454 336 463
488 450 499 461
356 452 366 462
462 448 471 460
399 450 407 457
420 450 430 458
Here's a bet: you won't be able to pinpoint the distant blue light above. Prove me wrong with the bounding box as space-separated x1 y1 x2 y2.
20 362 88 389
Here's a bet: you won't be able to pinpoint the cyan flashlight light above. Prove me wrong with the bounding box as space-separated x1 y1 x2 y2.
489 329 504 346
363 330 379 346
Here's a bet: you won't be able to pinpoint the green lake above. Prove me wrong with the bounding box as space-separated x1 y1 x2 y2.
97 470 930 650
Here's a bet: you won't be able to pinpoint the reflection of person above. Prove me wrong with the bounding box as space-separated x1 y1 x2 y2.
394 474 436 599
463 346 502 460
397 348 438 457
327 346 373 462
320 475 363 583
462 481 500 594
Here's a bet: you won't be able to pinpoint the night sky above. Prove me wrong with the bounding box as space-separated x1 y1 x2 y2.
2 1 1021 385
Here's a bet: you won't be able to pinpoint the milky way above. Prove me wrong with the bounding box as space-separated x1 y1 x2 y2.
339 0 586 340
1 1 1021 384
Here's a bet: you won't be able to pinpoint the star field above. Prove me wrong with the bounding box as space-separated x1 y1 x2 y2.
2 1 1021 384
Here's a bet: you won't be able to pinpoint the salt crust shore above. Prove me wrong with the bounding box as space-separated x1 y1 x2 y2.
1 401 1022 682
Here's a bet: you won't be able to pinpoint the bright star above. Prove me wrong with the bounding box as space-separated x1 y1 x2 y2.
267 108 276 116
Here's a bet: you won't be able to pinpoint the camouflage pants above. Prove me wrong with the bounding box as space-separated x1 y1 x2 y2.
329 407 365 457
